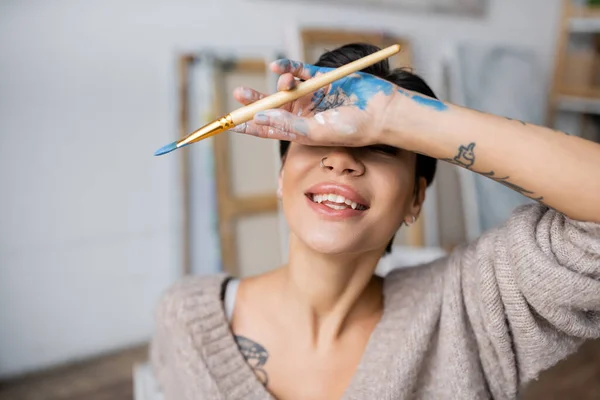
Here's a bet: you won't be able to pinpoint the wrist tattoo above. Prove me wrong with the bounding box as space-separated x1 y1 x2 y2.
235 335 269 386
442 142 544 202
506 116 570 136
447 142 476 168
505 116 527 126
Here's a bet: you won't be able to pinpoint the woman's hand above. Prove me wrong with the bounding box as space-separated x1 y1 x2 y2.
231 59 600 223
231 59 403 147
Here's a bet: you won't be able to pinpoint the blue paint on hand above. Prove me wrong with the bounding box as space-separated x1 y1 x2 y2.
275 59 291 70
410 93 448 111
312 71 395 112
302 64 322 78
273 59 319 78
350 75 395 110
154 141 178 156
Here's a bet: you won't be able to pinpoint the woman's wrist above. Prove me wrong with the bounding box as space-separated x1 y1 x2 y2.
379 89 445 154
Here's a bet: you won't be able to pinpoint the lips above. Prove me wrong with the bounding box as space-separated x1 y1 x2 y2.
304 182 369 218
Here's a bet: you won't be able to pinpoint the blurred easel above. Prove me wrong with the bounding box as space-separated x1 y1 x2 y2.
300 29 413 77
548 0 600 141
178 53 282 277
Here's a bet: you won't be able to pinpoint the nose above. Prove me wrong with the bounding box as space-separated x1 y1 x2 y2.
321 148 365 177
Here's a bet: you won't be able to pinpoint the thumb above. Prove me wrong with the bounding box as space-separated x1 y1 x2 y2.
228 109 313 141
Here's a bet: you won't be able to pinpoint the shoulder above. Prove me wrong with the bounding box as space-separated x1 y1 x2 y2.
382 255 453 299
154 273 230 328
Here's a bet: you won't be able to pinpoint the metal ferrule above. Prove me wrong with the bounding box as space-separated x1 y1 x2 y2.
178 114 233 147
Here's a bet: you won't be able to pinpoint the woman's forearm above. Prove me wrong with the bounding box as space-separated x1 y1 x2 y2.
383 93 600 222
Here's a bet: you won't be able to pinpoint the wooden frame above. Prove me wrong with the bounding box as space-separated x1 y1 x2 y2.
300 28 413 67
547 0 600 130
547 0 573 127
275 0 486 16
299 28 424 247
178 54 193 276
179 55 279 276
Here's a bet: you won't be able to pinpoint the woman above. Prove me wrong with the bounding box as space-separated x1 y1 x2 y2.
150 44 600 400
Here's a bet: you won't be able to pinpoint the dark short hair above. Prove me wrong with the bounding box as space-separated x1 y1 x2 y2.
279 43 438 254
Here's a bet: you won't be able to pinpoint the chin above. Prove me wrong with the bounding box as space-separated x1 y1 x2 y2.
284 200 394 256
305 240 355 255
297 230 374 255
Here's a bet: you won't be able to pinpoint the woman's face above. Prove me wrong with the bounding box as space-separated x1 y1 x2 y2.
280 143 425 255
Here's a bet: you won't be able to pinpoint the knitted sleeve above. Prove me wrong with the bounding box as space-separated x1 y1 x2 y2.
461 204 600 397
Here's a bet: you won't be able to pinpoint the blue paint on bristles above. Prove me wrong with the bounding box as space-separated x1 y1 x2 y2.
154 141 178 156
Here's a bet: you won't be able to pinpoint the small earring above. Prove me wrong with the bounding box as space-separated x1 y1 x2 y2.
404 215 416 226
277 187 283 199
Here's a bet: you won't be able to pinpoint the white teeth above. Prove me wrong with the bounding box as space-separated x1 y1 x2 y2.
310 193 365 210
312 193 350 204
325 203 346 210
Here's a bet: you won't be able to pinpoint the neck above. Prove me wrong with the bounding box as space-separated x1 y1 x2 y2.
278 234 384 347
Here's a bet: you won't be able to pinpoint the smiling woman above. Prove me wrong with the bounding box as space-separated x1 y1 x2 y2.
276 44 437 256
150 44 600 400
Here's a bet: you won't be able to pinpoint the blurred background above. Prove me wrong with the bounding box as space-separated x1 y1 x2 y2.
1 0 599 399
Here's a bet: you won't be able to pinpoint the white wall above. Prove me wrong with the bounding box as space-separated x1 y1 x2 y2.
0 0 561 377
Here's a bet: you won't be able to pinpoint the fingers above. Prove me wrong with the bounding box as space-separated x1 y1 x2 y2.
233 86 267 105
237 59 325 97
229 109 306 140
277 73 297 91
254 109 313 138
229 121 260 136
231 107 365 147
251 108 358 140
229 119 300 141
230 109 315 141
270 59 327 80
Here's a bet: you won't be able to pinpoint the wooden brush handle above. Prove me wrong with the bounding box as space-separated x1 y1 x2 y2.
229 44 401 124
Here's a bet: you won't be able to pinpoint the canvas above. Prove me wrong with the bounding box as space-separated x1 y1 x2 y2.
273 0 486 15
444 43 544 240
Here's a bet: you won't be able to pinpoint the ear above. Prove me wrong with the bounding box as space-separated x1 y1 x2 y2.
407 177 426 223
277 170 284 199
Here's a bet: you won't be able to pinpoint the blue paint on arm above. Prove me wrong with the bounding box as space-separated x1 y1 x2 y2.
410 93 448 111
396 88 447 111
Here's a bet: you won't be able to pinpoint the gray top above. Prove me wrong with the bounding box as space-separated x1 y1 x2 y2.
150 205 600 400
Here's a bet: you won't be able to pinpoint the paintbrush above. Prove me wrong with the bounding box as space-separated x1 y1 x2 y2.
154 44 401 156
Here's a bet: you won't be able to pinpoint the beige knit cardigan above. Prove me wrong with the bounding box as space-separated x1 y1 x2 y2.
150 205 600 399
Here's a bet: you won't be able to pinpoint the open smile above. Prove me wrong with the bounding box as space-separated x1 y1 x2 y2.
303 182 370 219
306 193 368 210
